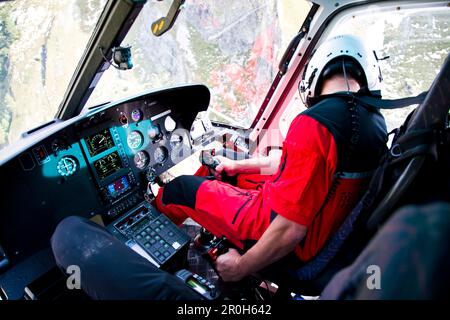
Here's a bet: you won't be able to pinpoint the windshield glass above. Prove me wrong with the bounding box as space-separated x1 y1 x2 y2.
327 5 450 132
0 0 107 151
86 0 309 128
281 4 449 138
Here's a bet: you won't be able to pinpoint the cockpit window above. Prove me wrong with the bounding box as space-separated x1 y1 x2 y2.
0 0 107 151
326 4 450 132
280 3 449 137
85 0 309 128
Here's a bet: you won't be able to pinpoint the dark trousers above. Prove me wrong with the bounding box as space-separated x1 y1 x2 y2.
52 202 450 300
51 216 199 300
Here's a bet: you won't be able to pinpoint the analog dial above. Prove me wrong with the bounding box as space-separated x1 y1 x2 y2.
119 112 128 126
134 151 150 170
146 167 157 183
57 157 77 177
154 146 168 164
127 130 144 150
92 134 107 149
131 109 143 122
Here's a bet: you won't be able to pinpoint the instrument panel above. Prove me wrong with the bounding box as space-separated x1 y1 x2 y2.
77 103 193 214
0 85 210 263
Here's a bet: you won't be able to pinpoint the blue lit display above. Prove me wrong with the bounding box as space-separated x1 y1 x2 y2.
107 176 130 198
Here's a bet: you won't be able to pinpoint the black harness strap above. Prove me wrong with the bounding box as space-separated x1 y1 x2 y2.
311 91 428 112
354 91 428 110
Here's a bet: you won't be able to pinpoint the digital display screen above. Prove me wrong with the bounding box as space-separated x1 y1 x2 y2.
131 217 150 233
187 278 208 295
106 175 130 198
115 207 148 232
85 129 115 157
94 151 123 180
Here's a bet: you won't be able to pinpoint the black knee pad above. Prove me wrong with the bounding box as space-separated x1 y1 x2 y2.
51 216 88 249
162 175 206 209
51 216 101 269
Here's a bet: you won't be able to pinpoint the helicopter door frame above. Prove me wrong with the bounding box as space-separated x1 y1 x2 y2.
56 0 147 121
248 0 449 156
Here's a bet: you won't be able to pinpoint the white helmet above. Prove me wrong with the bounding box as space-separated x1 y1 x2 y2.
299 34 382 106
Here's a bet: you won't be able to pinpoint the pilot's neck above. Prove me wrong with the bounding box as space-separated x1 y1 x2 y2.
320 74 361 95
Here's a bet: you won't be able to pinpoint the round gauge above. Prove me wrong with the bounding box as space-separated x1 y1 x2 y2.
134 151 150 170
154 146 168 164
127 130 144 150
119 112 128 126
146 167 157 182
170 134 183 149
131 109 143 122
91 133 107 149
57 157 77 177
148 124 161 141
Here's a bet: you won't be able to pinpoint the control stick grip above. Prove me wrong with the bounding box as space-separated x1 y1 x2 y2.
199 149 220 169
207 236 229 262
200 149 238 185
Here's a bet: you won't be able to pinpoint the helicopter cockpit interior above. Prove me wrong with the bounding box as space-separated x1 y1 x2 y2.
0 0 449 301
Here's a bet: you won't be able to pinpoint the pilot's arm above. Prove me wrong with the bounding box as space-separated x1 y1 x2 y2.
213 150 282 179
216 214 306 282
216 115 337 281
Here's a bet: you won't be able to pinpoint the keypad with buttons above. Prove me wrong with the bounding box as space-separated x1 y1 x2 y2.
113 203 190 267
133 219 183 264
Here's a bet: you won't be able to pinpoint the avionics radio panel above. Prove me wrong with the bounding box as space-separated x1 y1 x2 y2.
107 202 190 270
80 127 138 204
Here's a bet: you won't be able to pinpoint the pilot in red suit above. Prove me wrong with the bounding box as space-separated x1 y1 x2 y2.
154 35 387 281
51 35 387 299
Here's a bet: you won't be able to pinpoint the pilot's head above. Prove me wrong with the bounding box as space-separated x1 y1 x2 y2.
299 34 382 107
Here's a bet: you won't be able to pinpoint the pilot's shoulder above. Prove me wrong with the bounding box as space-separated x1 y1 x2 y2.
285 113 336 151
288 96 348 134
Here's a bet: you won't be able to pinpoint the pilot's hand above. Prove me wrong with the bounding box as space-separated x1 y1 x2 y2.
212 156 238 180
215 248 246 282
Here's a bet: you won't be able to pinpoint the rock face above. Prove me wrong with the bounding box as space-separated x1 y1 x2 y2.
0 0 107 148
86 0 306 128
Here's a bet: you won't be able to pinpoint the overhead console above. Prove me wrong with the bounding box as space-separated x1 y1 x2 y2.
0 85 210 265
